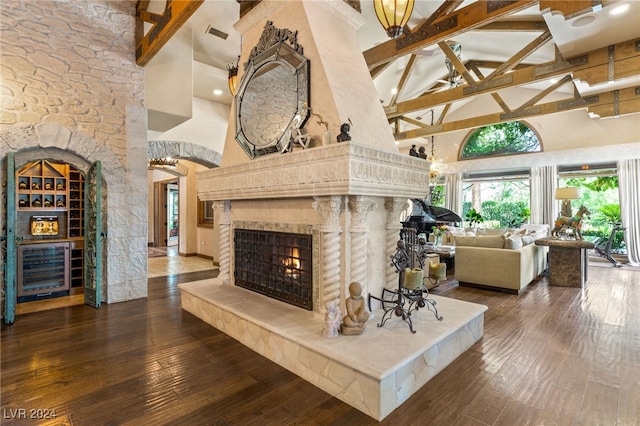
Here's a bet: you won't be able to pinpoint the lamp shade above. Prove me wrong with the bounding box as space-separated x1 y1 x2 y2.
373 0 415 38
555 187 581 200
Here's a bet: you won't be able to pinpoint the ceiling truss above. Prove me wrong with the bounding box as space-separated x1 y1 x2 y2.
370 0 639 141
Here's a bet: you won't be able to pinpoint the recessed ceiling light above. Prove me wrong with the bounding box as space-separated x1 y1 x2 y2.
212 89 223 96
391 88 398 94
609 3 630 15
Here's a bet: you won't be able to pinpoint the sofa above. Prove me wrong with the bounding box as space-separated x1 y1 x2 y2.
453 227 549 294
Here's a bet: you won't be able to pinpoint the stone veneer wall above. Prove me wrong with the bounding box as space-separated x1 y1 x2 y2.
0 0 148 303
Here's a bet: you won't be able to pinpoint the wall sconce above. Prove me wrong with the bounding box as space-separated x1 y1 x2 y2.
373 0 414 38
555 187 581 217
227 64 238 96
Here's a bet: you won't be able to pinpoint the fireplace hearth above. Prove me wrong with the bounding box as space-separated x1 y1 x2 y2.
234 229 313 310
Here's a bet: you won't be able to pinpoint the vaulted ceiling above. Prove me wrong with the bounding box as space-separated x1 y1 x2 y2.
136 0 640 149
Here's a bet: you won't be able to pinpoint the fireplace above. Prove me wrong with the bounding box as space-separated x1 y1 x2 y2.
234 228 313 310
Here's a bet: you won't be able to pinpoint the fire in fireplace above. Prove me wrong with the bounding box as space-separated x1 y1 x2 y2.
234 229 312 310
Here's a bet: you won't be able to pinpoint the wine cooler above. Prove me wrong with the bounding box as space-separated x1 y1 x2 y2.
17 242 70 299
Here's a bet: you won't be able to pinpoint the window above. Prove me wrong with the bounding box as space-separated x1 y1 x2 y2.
558 163 624 253
461 121 541 160
198 199 214 227
462 169 531 227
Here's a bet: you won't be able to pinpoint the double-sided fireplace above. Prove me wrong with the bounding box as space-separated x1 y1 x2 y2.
234 229 313 310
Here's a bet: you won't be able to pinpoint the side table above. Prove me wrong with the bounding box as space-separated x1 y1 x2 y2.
535 238 595 288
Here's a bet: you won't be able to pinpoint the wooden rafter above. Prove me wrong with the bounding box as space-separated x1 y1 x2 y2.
135 0 204 67
385 38 640 120
389 55 417 106
393 86 640 140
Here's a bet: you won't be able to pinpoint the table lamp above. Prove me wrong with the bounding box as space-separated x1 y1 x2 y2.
555 187 581 217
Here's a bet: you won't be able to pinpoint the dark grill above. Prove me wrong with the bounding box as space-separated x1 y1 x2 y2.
234 229 312 310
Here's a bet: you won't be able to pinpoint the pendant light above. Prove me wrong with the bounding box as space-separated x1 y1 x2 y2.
373 0 415 38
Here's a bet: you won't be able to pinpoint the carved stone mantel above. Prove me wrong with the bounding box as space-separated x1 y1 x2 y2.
198 142 430 201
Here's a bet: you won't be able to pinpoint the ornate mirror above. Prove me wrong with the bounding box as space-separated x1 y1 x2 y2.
235 21 310 159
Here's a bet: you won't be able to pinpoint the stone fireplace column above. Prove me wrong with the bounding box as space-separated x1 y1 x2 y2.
312 196 342 313
348 196 377 305
214 200 231 285
385 198 409 290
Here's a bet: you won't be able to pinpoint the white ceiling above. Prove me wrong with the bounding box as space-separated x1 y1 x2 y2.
167 0 640 128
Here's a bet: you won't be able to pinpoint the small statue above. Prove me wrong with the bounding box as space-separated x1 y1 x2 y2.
322 300 341 339
336 122 351 142
418 146 427 159
43 199 52 207
409 144 419 157
56 199 65 208
32 182 40 190
56 182 65 191
44 182 53 190
340 281 369 335
32 197 41 207
19 181 27 190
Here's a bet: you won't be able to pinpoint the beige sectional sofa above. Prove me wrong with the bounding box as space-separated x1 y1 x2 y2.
453 227 549 294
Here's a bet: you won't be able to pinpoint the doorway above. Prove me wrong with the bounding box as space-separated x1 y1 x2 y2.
153 179 179 248
167 183 178 247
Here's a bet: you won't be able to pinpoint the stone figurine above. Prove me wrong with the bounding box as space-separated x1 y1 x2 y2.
409 144 419 157
340 281 369 335
336 122 351 142
322 300 341 339
418 146 427 159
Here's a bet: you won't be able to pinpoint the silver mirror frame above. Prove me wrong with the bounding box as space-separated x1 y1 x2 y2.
234 21 310 159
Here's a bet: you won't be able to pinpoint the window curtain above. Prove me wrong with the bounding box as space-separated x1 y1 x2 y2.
618 159 640 266
530 165 557 226
445 173 463 218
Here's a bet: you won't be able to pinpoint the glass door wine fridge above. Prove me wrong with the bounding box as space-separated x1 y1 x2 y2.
17 242 70 299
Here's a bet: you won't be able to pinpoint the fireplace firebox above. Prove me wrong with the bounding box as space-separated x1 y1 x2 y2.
234 229 312 310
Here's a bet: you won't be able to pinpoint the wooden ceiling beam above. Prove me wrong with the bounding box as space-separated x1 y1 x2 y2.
363 0 538 70
389 55 418 106
475 20 548 32
384 38 640 119
392 86 640 140
484 30 552 80
135 0 204 67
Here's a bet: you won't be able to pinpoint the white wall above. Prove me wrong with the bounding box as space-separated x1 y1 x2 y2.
148 97 230 155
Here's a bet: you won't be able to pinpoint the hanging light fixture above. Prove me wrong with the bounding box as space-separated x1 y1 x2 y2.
227 63 238 96
373 0 415 38
427 110 447 185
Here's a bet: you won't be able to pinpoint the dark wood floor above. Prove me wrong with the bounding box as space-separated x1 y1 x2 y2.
2 264 639 425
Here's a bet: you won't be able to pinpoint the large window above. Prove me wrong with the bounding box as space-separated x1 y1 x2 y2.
558 163 624 253
461 121 541 160
462 169 530 228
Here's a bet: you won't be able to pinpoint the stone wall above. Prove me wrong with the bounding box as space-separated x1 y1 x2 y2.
0 0 148 304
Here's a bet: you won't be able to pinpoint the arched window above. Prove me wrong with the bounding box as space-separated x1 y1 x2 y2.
461 121 541 160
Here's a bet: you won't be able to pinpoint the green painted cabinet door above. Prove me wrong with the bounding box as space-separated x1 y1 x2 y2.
84 161 102 308
3 153 17 323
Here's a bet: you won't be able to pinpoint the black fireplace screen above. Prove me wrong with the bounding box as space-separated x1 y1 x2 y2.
234 229 313 310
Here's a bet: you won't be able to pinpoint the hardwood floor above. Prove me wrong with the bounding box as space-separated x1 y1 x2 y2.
2 265 639 425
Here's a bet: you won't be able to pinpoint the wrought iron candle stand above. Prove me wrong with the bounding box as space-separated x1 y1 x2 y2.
368 228 443 333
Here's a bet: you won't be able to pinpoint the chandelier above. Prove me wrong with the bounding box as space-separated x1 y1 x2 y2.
373 0 415 38
427 110 446 185
148 157 177 169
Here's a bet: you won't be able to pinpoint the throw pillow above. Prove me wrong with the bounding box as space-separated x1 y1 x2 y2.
522 235 535 246
504 234 524 249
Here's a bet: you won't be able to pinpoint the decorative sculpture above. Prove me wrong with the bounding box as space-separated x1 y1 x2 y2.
551 205 590 239
336 122 351 142
340 282 369 335
322 300 341 339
